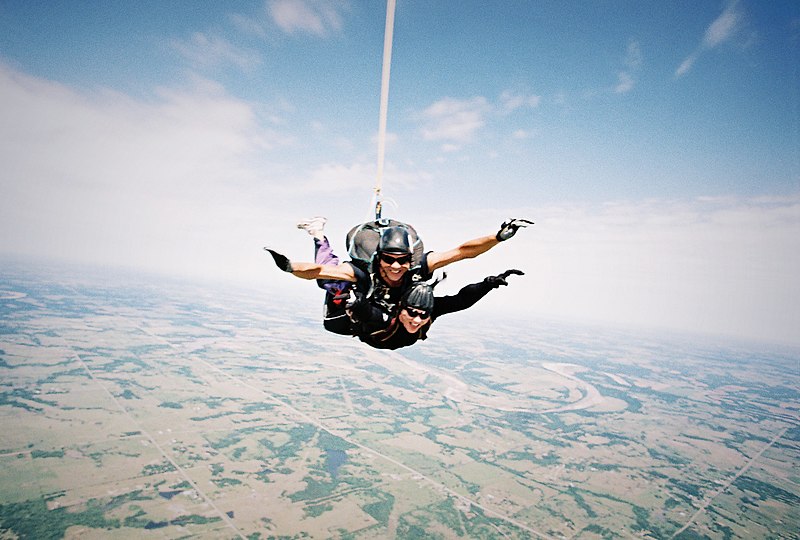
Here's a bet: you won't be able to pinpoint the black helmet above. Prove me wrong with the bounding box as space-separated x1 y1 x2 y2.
377 226 412 255
401 283 434 315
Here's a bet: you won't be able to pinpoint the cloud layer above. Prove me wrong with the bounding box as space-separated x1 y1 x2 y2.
425 196 800 346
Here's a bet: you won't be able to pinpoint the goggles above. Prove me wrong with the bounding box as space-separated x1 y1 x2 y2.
379 252 412 266
403 306 430 319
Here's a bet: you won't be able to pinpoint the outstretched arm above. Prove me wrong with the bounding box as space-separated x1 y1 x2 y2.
434 269 524 317
264 248 357 281
290 261 357 281
426 219 533 272
426 235 499 272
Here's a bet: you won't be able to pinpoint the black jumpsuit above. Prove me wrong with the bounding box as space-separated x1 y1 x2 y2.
355 280 496 350
323 253 432 336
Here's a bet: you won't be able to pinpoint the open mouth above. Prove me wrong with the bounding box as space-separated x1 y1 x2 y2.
382 267 405 282
405 319 423 329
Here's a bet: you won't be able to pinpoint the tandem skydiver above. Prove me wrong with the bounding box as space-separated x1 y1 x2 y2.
350 269 524 350
264 216 532 337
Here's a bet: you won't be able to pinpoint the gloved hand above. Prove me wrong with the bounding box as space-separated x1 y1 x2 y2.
345 289 370 322
485 269 524 288
496 218 534 241
346 289 366 311
263 247 293 273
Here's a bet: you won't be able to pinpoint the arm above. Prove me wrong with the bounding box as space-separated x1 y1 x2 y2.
426 218 532 273
433 269 524 318
433 281 493 317
291 261 357 281
264 248 357 281
426 235 499 272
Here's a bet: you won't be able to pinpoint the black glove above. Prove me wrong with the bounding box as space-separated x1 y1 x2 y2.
263 247 293 273
484 269 524 288
496 218 534 241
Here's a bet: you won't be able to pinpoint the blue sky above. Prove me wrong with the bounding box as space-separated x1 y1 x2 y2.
1 1 798 345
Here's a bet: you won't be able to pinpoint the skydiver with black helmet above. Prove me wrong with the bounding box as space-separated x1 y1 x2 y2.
264 216 532 338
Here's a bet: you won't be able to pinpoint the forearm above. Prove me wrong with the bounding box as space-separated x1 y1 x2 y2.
434 281 493 317
428 235 500 271
289 262 327 280
422 218 532 272
456 235 500 259
290 262 355 281
265 249 356 281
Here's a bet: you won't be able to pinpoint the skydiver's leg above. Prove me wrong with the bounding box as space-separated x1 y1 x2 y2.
296 217 355 335
314 236 339 266
323 293 354 335
297 216 327 241
312 236 350 295
298 216 347 293
316 237 353 334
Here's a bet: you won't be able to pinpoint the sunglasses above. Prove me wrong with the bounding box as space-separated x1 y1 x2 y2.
379 253 412 265
404 307 430 319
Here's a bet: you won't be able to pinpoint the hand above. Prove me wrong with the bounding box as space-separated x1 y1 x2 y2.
263 247 293 272
496 218 534 241
345 289 368 321
485 269 524 288
346 290 365 311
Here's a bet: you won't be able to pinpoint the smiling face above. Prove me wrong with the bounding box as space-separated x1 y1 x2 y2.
398 306 431 333
377 252 411 286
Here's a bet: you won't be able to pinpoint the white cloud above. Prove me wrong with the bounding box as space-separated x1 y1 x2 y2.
612 40 642 94
172 32 262 72
302 161 375 191
625 40 643 69
418 97 490 144
703 4 742 48
229 13 268 39
301 157 424 193
268 0 347 37
614 71 635 94
675 54 697 78
440 143 461 153
0 61 296 283
546 197 800 345
417 195 800 346
676 1 743 77
499 90 541 114
416 91 542 150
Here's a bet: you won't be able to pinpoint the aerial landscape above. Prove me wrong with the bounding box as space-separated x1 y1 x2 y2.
1 1 798 538
1 264 797 539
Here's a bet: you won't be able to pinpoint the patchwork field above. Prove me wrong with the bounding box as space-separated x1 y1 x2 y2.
0 266 798 539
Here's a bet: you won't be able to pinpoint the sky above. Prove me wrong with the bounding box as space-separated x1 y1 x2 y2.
1 0 798 346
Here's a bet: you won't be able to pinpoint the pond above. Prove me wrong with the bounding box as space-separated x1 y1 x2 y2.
325 449 347 478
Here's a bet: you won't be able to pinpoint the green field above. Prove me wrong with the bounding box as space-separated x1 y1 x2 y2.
0 270 797 539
